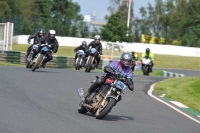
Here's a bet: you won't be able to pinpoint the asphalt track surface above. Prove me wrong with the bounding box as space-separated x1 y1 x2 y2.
0 66 199 133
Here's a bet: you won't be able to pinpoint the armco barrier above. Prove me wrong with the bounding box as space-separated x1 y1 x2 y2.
5 51 21 64
161 70 185 77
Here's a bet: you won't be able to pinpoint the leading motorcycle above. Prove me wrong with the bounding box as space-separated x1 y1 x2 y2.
77 72 128 119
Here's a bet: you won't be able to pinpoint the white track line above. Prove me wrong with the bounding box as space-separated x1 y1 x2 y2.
147 84 200 124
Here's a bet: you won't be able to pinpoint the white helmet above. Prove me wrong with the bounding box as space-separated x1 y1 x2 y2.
49 29 56 39
94 35 100 40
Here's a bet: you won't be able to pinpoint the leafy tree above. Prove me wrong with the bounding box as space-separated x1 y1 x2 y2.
0 1 11 18
101 11 133 42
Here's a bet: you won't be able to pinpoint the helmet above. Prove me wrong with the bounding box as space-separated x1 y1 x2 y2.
81 41 87 48
146 48 150 53
37 28 45 36
48 29 56 39
120 53 133 68
94 35 100 40
94 35 100 44
131 50 135 54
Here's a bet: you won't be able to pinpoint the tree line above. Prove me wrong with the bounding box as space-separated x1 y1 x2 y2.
1 0 200 47
0 0 90 37
105 0 200 47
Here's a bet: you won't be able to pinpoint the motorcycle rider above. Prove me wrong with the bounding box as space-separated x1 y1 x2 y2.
40 29 59 68
25 28 45 62
141 48 154 72
85 35 103 68
74 41 87 65
130 50 138 71
83 52 134 100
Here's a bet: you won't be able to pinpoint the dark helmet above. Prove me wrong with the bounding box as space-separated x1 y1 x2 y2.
48 29 56 39
120 52 133 68
146 48 150 53
82 41 87 47
37 28 45 36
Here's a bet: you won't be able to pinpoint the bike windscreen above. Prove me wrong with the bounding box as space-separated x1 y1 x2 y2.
90 48 97 53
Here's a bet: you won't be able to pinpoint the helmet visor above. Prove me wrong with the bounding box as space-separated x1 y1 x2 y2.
95 39 100 43
123 59 131 66
50 34 55 38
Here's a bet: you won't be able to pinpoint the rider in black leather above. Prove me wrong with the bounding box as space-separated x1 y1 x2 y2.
41 29 59 68
25 28 45 61
85 35 103 67
74 41 87 64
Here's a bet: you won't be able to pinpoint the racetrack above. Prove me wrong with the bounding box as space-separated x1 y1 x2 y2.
0 66 199 133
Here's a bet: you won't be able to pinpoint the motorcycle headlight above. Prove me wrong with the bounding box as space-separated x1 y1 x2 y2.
117 91 120 94
112 88 116 91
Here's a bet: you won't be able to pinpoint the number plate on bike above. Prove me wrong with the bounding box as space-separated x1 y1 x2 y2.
116 81 126 90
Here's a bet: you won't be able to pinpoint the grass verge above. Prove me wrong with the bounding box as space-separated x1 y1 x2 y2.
0 62 24 67
12 44 200 70
155 77 200 112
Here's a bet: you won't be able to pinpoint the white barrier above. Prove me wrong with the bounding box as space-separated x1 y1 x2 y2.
12 35 200 57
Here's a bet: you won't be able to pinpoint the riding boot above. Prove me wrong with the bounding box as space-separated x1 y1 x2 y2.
42 60 47 68
83 77 105 98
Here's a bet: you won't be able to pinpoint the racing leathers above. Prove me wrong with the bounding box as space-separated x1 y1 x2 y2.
26 34 45 61
74 45 86 61
85 41 103 67
40 36 59 67
83 60 134 98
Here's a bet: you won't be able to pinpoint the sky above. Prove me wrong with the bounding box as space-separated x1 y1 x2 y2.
72 0 155 18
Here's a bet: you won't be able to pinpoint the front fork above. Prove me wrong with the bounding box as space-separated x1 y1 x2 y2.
100 87 121 106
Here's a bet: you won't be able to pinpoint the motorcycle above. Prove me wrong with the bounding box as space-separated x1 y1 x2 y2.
31 43 53 71
141 56 152 75
85 48 99 72
77 72 128 119
75 50 85 70
26 44 39 68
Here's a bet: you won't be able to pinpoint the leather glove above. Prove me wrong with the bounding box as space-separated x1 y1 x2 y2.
125 78 134 91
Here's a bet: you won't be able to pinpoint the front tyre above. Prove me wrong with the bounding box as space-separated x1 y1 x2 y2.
75 58 81 70
85 56 92 72
95 98 116 119
31 54 43 71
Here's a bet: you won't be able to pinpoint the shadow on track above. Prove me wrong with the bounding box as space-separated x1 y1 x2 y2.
85 113 134 121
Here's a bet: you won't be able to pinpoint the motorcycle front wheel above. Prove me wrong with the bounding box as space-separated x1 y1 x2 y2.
31 54 43 71
95 98 116 119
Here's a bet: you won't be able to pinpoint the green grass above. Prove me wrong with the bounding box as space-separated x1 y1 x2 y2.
155 77 200 112
12 44 200 70
0 61 24 67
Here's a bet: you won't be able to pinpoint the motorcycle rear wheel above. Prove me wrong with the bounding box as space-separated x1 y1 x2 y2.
78 102 88 114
